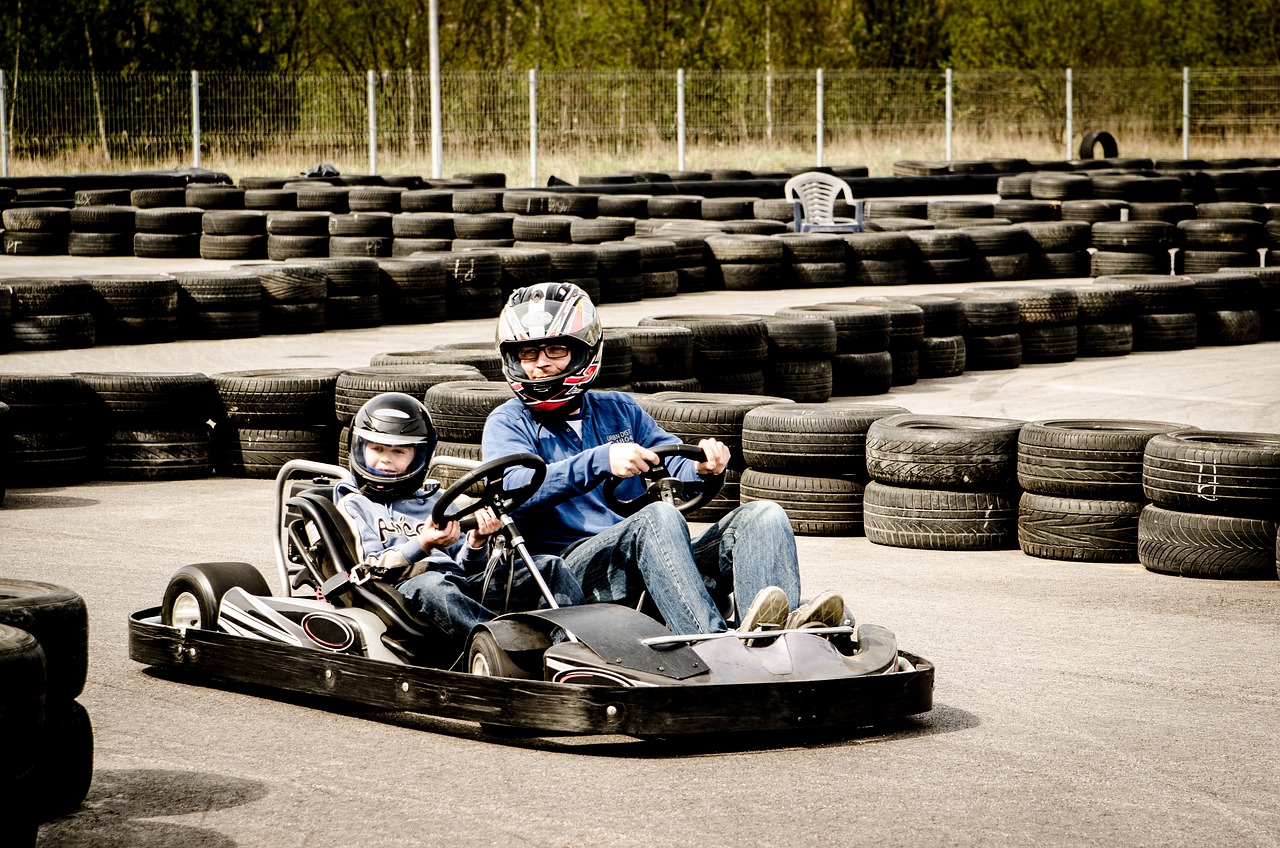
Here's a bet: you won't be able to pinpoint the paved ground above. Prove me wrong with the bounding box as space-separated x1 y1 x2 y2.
3 253 1280 847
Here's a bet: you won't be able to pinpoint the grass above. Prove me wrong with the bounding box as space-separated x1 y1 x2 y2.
5 131 1277 187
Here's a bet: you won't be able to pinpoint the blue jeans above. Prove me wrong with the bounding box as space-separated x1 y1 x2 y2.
396 553 583 656
562 500 801 635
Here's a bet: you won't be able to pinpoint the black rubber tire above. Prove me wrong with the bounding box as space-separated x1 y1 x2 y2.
1196 310 1261 346
618 326 695 380
423 381 514 442
741 402 910 476
830 351 893 396
334 365 486 424
918 335 967 378
29 699 93 822
863 482 1019 550
1138 505 1277 579
9 313 96 350
1018 418 1186 499
1133 312 1198 351
0 622 46 780
95 426 214 481
1020 324 1078 364
1078 131 1120 159
212 369 341 424
3 229 68 255
1077 321 1134 357
762 359 832 403
951 292 1021 334
1018 492 1144 562
72 372 218 424
0 579 89 702
215 425 335 477
866 413 1024 489
636 392 793 470
774 305 890 353
1142 430 1280 519
467 628 536 679
964 332 1023 370
739 469 865 536
637 315 769 373
161 562 272 628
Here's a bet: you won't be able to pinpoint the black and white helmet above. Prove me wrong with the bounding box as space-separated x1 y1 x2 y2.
348 392 437 501
496 283 604 414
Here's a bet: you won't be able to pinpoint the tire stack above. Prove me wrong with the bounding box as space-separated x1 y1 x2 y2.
439 250 504 318
637 314 769 395
186 183 245 213
626 237 681 298
68 203 134 257
370 344 504 381
949 291 1023 370
594 242 645 303
1022 221 1091 278
0 580 94 843
872 295 966 380
1065 281 1136 357
1176 215 1267 274
423 381 514 489
905 229 975 285
243 263 328 334
753 314 837 403
863 414 1024 551
1017 419 1187 563
133 207 203 258
854 298 925 386
636 391 793 522
1097 273 1198 351
1257 267 1280 340
775 304 891 397
267 211 331 260
1089 220 1179 276
614 325 699 393
334 364 486 465
374 257 448 324
0 374 93 487
172 269 263 339
539 244 602 303
843 232 912 286
211 369 341 478
2 207 70 256
1139 430 1280 578
73 371 219 480
962 224 1032 282
483 246 555 295
981 285 1079 364
774 233 847 288
704 234 785 291
200 210 268 260
79 273 180 345
1186 271 1262 346
393 211 454 256
740 403 908 536
329 211 394 258
6 278 96 350
308 258 382 329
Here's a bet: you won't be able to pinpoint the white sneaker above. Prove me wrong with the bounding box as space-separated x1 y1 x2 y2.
784 590 847 629
737 585 789 633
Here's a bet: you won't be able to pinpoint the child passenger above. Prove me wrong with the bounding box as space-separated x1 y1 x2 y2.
334 391 583 662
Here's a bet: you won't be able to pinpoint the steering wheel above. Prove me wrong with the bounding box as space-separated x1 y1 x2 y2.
431 453 547 529
603 443 725 518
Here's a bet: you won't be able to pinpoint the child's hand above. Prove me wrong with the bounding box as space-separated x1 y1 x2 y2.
466 508 501 547
418 518 461 552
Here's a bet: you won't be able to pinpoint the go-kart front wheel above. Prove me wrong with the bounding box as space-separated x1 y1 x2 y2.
161 562 270 630
468 629 536 680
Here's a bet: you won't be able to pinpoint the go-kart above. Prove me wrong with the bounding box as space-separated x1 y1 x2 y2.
129 447 934 739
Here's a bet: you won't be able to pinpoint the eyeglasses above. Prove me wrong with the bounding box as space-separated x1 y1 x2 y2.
515 344 571 361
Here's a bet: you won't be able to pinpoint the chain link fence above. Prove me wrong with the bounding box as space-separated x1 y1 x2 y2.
3 68 1279 179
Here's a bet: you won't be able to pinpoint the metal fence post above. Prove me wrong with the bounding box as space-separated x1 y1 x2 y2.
677 69 686 171
0 70 9 178
816 68 824 167
1065 68 1073 160
945 68 953 161
191 71 201 168
1183 67 1191 159
429 0 443 179
367 70 377 175
529 69 538 187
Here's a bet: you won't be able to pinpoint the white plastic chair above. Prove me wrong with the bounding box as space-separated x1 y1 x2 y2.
784 171 866 233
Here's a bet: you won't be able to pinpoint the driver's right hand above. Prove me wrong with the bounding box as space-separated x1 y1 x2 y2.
608 442 659 478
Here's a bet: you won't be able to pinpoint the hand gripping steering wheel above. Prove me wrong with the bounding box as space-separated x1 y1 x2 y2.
602 443 725 518
431 453 548 529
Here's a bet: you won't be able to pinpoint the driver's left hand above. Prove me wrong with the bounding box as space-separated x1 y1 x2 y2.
465 507 502 547
695 438 730 475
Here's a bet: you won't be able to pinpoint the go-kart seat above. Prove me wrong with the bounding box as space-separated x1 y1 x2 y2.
285 490 449 664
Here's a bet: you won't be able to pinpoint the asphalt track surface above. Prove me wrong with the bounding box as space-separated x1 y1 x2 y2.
3 253 1280 847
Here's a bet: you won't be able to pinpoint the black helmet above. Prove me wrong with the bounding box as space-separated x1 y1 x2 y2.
348 392 437 501
496 282 603 414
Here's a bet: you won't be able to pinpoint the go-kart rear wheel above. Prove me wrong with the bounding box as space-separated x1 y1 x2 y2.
162 562 270 630
468 629 535 680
